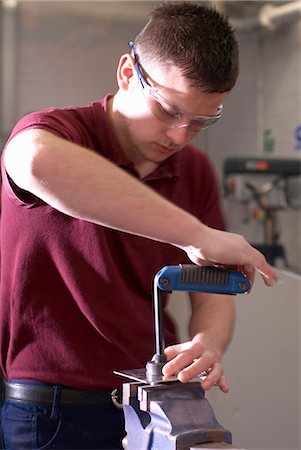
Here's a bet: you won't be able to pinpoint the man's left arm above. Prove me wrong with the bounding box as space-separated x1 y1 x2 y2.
162 292 235 393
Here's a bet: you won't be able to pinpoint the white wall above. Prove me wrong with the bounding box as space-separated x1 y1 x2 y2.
1 1 157 136
168 270 301 450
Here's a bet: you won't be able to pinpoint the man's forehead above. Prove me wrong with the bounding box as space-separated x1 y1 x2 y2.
144 62 225 115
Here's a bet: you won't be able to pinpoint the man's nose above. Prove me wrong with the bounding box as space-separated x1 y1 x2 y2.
165 125 191 147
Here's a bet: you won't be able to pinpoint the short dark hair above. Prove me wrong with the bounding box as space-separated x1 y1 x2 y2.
134 1 239 93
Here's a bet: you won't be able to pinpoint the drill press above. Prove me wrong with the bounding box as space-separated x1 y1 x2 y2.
115 264 250 450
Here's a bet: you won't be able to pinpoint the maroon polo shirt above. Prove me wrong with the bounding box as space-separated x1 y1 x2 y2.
0 96 226 389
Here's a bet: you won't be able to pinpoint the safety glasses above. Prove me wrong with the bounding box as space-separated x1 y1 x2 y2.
129 42 223 133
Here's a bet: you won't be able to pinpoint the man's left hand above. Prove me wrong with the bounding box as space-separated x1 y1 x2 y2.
162 336 229 393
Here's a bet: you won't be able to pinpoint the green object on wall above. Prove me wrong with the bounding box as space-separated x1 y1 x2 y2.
263 129 275 154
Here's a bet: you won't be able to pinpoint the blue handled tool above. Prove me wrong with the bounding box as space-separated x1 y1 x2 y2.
147 264 250 383
114 264 250 384
155 264 250 294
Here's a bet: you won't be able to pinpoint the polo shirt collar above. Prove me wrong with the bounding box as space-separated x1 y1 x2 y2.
143 153 182 181
116 145 183 182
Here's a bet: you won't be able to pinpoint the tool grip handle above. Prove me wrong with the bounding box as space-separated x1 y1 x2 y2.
155 264 250 294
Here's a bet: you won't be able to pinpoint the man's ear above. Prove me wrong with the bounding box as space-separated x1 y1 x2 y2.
117 54 135 90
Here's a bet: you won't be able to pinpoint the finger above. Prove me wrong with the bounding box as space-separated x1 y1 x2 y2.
163 346 181 362
176 354 213 382
163 350 203 377
163 342 204 377
202 373 229 393
189 257 215 267
217 375 229 393
246 248 278 286
260 269 279 286
164 341 194 361
200 364 228 393
241 264 255 289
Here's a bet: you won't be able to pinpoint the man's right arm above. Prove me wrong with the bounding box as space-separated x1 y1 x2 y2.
3 129 278 286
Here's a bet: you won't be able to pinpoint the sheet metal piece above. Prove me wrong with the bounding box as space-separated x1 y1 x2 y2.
114 368 206 384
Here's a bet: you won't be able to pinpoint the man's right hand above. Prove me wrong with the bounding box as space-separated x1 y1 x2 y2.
182 225 278 287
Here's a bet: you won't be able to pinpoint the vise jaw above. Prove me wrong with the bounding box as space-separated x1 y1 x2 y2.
121 380 233 450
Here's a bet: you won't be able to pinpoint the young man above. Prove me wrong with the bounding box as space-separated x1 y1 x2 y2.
0 2 277 449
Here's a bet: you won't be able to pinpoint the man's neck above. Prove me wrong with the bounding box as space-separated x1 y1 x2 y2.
107 94 160 179
134 160 160 179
